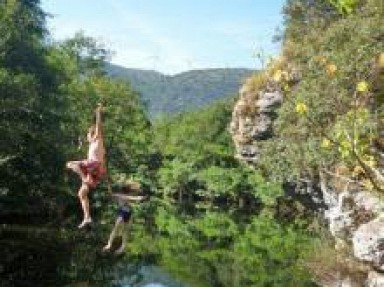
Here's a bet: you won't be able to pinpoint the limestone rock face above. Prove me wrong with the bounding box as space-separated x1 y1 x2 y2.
366 271 384 287
324 277 361 287
353 216 384 271
230 84 283 163
317 176 384 286
325 189 384 239
255 91 283 113
231 76 384 286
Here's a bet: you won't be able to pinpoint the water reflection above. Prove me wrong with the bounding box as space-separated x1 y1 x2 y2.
1 206 316 287
143 284 167 287
116 266 190 287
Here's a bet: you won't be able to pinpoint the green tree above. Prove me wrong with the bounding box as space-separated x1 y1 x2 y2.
49 32 152 183
0 0 68 204
262 0 384 191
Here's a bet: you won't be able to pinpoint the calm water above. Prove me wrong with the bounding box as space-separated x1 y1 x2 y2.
1 208 316 287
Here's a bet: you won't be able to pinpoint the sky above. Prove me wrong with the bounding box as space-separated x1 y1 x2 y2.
41 0 285 75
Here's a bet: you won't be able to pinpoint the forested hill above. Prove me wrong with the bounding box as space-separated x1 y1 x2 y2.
106 63 254 118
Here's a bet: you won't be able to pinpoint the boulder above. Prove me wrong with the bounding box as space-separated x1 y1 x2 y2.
326 192 355 238
322 276 361 287
255 91 283 113
365 271 384 287
230 86 283 162
353 216 384 271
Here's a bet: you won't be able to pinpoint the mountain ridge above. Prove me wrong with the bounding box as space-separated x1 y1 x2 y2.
106 63 255 119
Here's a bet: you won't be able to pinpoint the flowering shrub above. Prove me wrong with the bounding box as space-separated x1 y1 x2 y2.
258 0 384 190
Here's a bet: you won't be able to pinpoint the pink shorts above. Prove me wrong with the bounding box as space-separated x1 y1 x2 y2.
79 160 106 188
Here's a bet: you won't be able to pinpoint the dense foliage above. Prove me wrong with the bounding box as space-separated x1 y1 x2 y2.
0 1 151 217
0 0 67 204
107 63 254 119
139 99 315 285
258 0 384 192
151 100 284 209
1 1 318 286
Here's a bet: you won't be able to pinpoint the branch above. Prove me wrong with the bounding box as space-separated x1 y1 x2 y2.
352 149 384 192
321 168 361 185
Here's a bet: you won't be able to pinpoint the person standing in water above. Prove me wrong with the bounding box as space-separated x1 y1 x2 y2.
66 104 106 228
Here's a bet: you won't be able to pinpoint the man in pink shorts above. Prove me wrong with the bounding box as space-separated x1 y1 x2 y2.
66 104 106 228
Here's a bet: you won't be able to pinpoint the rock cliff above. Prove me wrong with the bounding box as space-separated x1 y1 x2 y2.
230 62 384 286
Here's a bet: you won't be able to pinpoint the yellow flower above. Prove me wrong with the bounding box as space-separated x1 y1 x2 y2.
326 64 337 75
363 179 374 191
321 138 331 148
378 53 384 69
273 69 282 82
356 81 369 93
364 156 376 168
295 102 308 114
281 71 289 81
340 140 352 149
315 56 327 65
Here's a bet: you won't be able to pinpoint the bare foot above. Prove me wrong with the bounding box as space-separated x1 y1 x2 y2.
115 245 125 255
103 244 112 252
78 218 92 229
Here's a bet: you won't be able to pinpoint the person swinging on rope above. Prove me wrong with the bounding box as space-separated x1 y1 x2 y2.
103 180 147 254
66 103 106 228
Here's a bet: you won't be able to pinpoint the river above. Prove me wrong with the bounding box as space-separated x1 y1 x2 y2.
1 207 317 287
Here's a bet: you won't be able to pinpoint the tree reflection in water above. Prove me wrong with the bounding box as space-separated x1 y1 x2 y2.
1 207 316 287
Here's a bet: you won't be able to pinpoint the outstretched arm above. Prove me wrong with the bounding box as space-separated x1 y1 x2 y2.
94 103 103 138
112 193 147 202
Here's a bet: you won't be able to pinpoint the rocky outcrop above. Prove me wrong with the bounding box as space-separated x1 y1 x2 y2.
230 84 283 163
317 171 384 286
319 171 384 270
353 216 384 271
231 73 384 286
323 277 361 287
366 271 384 287
323 188 383 239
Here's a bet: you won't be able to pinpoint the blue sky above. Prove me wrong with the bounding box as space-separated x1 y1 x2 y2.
42 0 285 75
